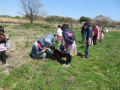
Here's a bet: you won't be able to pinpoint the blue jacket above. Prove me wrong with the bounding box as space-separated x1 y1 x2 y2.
44 34 55 46
30 38 45 59
86 27 92 40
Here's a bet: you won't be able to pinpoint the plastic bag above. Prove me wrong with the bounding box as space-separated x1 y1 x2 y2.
70 41 77 56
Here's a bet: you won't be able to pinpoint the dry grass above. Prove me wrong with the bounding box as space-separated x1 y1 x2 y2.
0 17 48 25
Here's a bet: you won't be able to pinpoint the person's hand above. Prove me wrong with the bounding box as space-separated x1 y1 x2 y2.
88 38 91 45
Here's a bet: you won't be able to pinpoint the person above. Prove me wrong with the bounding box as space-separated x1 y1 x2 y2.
44 34 56 46
61 24 76 67
82 22 92 59
93 25 99 45
57 25 63 48
30 38 52 59
0 25 10 66
81 23 86 43
98 28 105 43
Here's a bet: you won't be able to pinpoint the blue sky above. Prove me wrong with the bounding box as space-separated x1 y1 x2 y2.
0 0 120 21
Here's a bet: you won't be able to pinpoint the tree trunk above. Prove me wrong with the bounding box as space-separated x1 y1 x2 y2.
29 13 33 24
30 16 33 24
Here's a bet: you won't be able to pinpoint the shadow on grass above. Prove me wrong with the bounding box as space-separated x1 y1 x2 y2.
46 53 66 65
77 53 83 57
56 59 66 65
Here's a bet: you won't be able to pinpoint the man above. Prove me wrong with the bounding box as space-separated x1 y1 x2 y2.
82 22 92 59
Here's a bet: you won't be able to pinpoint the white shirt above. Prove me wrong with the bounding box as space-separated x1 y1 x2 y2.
57 28 62 36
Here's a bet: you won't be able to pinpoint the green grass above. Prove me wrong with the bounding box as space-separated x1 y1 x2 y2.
0 24 120 90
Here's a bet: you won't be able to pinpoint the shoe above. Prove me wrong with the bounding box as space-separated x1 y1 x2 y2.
82 56 87 59
62 64 67 67
66 64 70 67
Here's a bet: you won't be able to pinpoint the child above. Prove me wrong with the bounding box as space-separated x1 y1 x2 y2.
98 30 104 43
0 25 10 66
30 38 52 59
61 24 76 67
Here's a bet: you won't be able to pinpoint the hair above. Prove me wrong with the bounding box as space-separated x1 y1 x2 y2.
53 34 56 37
0 25 4 33
58 25 61 28
61 24 69 31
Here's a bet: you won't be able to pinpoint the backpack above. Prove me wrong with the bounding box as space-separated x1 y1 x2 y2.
65 30 75 43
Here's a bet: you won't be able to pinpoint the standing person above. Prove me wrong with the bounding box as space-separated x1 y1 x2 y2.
61 24 76 67
82 23 92 59
57 25 63 48
81 23 86 43
93 25 99 45
0 25 10 66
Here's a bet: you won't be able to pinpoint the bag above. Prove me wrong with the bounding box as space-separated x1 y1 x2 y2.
65 31 75 43
70 41 77 56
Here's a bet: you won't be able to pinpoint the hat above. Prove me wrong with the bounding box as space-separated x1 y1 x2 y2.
44 38 52 46
37 38 45 46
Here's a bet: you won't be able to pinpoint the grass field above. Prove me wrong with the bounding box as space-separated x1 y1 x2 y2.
0 23 120 90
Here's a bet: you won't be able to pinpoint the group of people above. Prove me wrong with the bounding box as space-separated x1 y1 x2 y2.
81 22 107 59
0 22 107 67
30 24 76 67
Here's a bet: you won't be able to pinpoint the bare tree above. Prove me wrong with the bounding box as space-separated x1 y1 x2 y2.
20 0 42 23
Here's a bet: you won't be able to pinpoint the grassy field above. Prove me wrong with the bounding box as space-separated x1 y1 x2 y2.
0 23 120 90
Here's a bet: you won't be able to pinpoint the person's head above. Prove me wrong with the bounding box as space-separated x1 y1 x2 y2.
58 25 61 28
84 22 91 29
44 38 52 48
0 25 4 34
61 24 69 31
37 38 45 46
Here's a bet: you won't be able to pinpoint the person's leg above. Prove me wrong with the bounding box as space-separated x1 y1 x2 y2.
66 53 72 65
95 35 97 45
82 34 85 43
1 51 7 64
85 42 89 58
93 35 95 45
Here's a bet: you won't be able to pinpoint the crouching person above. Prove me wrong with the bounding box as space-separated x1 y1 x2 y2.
30 38 52 59
0 25 10 66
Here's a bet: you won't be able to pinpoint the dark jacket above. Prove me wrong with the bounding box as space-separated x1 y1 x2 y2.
81 26 86 35
63 29 76 45
86 27 92 40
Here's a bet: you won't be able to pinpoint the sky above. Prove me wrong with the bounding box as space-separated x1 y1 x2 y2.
0 0 120 21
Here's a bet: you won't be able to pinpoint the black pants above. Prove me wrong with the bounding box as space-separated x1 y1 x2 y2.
66 53 72 65
93 35 97 45
0 51 6 64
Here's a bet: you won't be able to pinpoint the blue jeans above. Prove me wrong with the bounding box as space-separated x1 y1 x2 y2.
85 41 89 58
